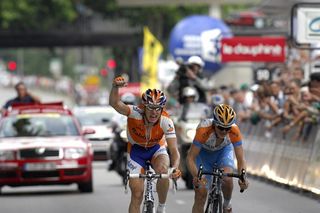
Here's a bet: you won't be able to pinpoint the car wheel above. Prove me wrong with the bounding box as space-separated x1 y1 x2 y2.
78 179 93 193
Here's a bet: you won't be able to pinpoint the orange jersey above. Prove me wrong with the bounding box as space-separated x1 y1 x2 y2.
126 105 176 148
193 119 243 151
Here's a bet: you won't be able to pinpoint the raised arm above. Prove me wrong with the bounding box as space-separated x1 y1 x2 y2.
109 76 130 116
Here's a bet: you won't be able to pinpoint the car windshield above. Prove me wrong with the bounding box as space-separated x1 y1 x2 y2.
0 113 80 137
74 108 117 126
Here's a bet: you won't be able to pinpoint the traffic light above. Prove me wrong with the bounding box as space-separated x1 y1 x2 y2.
100 68 108 77
106 59 116 69
7 61 17 71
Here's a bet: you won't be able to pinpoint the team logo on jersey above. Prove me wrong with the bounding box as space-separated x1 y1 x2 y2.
133 106 141 112
127 160 137 171
167 124 174 132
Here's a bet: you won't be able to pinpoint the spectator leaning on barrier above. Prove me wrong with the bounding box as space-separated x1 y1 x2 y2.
309 72 320 98
281 72 320 136
167 55 215 104
2 81 40 114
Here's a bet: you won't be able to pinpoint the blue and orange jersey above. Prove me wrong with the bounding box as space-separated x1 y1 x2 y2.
193 119 243 151
125 105 176 148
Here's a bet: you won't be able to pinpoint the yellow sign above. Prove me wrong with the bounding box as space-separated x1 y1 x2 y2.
141 27 163 92
84 75 100 86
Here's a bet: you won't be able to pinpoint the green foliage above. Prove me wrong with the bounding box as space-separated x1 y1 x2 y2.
0 0 77 31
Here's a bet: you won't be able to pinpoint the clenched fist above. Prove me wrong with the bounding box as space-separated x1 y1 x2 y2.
112 76 127 88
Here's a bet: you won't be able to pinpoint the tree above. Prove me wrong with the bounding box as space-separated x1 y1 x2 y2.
0 0 77 31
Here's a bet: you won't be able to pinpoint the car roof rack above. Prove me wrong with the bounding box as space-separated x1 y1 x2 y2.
3 102 72 116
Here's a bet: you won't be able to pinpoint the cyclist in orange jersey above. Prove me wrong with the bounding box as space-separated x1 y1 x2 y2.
187 104 249 213
109 76 181 213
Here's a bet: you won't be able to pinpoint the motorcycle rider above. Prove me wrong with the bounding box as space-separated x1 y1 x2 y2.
167 55 215 104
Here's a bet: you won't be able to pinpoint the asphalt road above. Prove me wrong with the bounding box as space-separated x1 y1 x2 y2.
0 162 319 213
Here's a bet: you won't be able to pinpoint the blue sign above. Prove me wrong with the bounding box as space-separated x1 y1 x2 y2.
169 15 232 72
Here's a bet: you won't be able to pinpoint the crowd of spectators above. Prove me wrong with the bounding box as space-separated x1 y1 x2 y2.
165 54 320 142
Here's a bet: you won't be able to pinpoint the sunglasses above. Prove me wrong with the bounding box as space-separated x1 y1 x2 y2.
216 125 232 132
146 105 162 112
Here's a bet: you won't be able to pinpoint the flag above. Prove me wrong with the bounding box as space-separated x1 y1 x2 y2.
141 27 163 92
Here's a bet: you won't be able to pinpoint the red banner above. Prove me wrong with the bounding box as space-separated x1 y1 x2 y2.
119 82 141 96
221 37 286 62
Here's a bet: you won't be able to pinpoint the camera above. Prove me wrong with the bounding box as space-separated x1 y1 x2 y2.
176 63 192 78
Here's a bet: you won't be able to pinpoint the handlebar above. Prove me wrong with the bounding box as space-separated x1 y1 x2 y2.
128 173 169 179
197 165 247 193
124 168 178 192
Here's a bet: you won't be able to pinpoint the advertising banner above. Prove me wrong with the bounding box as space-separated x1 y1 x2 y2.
168 15 232 72
221 37 286 62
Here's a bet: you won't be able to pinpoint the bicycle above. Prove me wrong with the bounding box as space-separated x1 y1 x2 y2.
124 161 178 213
197 164 246 213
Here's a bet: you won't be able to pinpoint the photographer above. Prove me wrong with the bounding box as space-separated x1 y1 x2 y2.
167 56 215 104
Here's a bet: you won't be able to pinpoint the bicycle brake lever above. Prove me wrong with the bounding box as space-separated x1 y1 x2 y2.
195 165 203 189
239 169 246 193
124 170 130 194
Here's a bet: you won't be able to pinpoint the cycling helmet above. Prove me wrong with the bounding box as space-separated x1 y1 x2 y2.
212 104 236 128
141 89 167 108
121 92 136 105
187 56 205 68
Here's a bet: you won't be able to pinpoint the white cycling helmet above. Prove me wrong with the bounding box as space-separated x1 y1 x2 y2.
182 86 199 101
187 56 205 68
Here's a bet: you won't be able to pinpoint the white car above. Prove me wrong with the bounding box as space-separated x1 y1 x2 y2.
73 105 117 160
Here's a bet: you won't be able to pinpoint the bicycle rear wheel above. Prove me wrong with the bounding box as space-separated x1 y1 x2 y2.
144 201 154 213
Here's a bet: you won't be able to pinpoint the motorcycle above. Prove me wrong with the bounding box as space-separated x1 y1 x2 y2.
108 115 128 185
174 102 211 189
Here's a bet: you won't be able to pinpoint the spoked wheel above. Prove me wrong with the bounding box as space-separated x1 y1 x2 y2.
144 201 154 213
205 194 223 213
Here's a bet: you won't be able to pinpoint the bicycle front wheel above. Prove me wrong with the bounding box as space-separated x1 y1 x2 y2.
144 201 154 213
205 194 223 213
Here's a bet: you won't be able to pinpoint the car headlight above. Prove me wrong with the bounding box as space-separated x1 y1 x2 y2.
64 148 86 159
186 129 196 140
0 150 15 160
120 130 127 140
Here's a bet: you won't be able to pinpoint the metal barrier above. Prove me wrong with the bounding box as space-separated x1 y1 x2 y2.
240 121 320 195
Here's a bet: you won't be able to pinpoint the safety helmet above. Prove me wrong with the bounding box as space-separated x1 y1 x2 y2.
187 56 205 68
141 89 167 108
121 92 136 105
182 86 198 97
212 104 236 128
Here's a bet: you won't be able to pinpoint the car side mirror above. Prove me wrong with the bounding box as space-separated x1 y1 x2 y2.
82 128 95 135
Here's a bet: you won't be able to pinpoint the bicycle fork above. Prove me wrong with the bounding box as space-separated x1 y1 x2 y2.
143 175 155 212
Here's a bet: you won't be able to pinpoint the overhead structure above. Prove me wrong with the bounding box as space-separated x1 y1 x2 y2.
117 0 261 7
